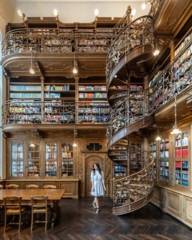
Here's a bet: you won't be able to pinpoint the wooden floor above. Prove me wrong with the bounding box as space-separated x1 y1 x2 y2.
0 198 192 240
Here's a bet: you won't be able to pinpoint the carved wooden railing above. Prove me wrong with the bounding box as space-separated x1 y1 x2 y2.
2 28 113 57
2 100 110 125
106 15 154 85
113 159 155 215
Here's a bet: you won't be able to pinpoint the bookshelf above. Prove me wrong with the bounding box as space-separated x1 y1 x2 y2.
9 83 42 124
27 143 40 176
45 143 58 177
109 146 128 177
150 142 157 161
7 78 76 124
78 83 109 123
10 142 24 177
149 31 192 113
175 132 189 187
129 144 144 173
61 143 74 177
159 139 170 181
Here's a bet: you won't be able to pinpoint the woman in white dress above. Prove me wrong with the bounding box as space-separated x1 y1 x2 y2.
91 163 106 213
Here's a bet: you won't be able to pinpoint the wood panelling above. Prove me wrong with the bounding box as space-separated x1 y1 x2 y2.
151 185 192 228
166 191 182 217
4 131 111 198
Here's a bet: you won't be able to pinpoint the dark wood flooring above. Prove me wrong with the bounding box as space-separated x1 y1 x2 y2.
0 198 192 240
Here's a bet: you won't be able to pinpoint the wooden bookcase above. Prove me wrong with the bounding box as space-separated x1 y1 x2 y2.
148 31 192 113
77 78 109 124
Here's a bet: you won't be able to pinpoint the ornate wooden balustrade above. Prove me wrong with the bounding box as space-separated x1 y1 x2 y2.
2 100 110 125
2 28 113 57
106 14 154 86
113 159 155 215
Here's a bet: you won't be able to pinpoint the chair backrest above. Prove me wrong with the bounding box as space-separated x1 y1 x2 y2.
43 185 56 189
26 184 39 189
6 184 19 189
31 196 48 210
4 196 22 209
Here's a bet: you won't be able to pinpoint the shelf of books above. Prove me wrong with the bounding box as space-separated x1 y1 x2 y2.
61 143 74 177
27 143 40 177
44 82 75 124
6 79 76 125
9 83 42 124
175 131 190 187
148 31 192 113
129 144 144 173
109 145 128 177
45 143 58 177
159 138 170 181
78 83 109 123
10 142 24 177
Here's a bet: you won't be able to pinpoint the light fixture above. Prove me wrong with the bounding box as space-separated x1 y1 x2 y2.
94 8 99 17
17 9 23 17
72 66 78 75
153 48 160 56
73 128 78 147
171 94 181 135
131 8 136 16
155 136 162 141
29 66 35 75
171 127 181 135
53 9 58 17
72 53 78 75
141 2 147 10
30 143 36 148
72 142 77 148
29 51 35 75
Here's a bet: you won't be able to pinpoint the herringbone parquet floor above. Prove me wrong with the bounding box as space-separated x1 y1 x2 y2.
0 198 191 240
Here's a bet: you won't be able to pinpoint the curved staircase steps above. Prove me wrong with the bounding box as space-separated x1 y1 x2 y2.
107 13 156 216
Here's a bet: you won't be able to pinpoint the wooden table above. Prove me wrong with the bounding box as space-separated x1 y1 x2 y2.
0 189 64 201
0 189 65 228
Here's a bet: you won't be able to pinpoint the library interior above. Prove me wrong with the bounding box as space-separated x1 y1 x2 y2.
0 0 192 239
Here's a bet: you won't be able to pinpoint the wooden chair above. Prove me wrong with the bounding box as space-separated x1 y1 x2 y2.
0 184 3 189
26 184 39 189
31 196 48 232
6 184 19 189
43 185 56 189
4 197 23 232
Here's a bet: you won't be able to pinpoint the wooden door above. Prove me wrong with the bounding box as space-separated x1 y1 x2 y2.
84 154 105 197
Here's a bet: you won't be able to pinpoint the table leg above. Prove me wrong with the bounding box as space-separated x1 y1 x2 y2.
50 200 60 229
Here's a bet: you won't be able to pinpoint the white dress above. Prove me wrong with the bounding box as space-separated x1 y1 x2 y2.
91 170 105 197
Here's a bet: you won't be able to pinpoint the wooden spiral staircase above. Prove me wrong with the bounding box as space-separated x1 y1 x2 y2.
106 6 159 215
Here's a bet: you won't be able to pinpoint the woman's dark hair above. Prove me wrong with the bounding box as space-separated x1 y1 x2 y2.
92 163 102 175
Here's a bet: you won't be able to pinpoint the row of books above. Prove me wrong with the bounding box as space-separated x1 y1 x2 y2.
149 33 192 112
78 107 109 114
10 85 41 91
78 39 108 46
175 148 189 158
78 115 109 123
79 85 106 92
79 92 107 99
175 160 188 169
45 85 71 92
10 93 41 99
